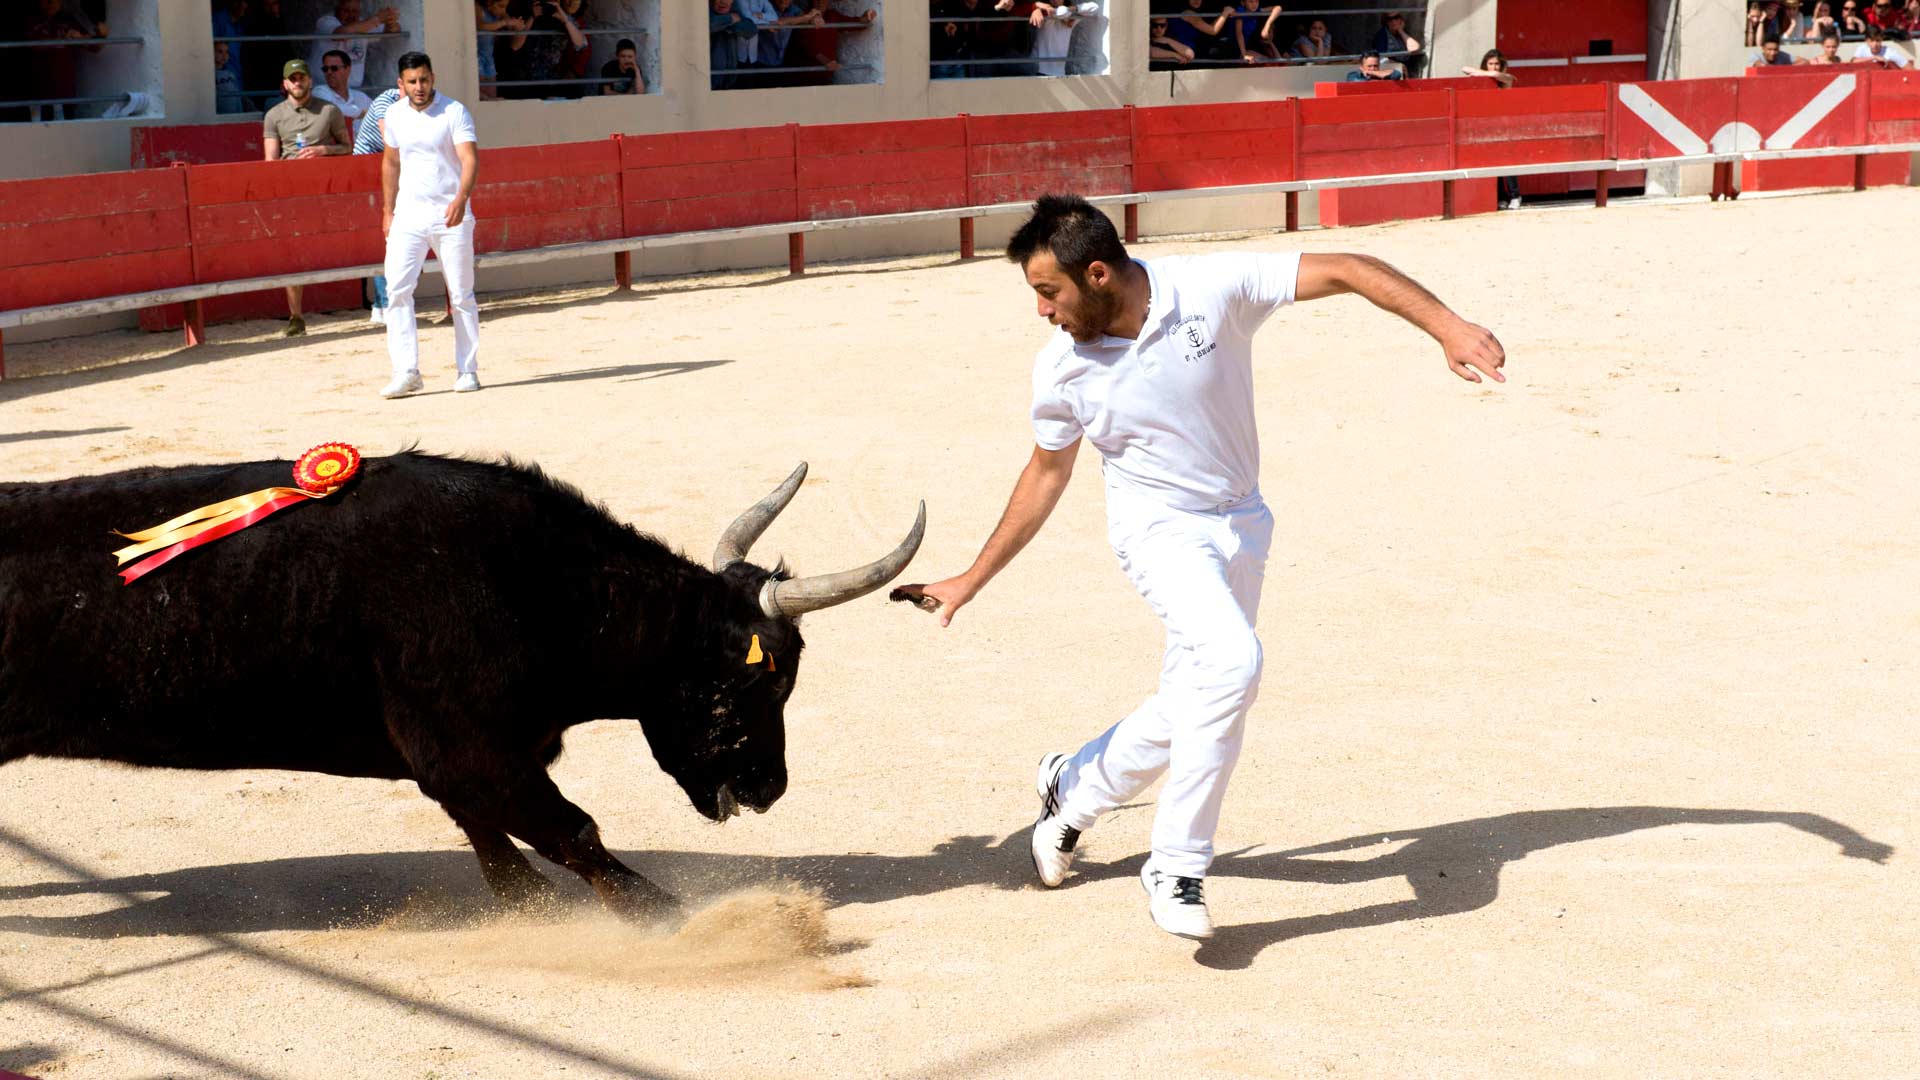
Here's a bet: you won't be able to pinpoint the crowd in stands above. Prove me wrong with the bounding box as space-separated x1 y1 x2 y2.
711 0 878 90
1147 4 1424 73
1746 0 1916 43
1750 23 1914 65
930 1 1105 79
2 0 116 121
215 0 405 113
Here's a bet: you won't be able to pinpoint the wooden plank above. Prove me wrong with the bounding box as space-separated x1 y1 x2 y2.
194 233 385 283
797 146 967 189
131 123 263 168
1869 118 1920 143
471 174 620 217
1299 117 1450 155
1299 144 1451 179
190 191 381 244
187 157 381 206
623 158 797 203
1300 91 1450 125
1454 83 1608 118
476 206 624 252
967 110 1129 145
0 169 187 225
798 118 966 156
8 249 194 310
1132 102 1292 138
970 166 1130 205
1135 158 1294 191
0 210 190 269
625 190 800 236
1869 93 1920 122
803 180 968 219
1455 136 1609 169
618 126 793 169
1456 112 1608 143
970 136 1132 175
1134 129 1289 165
478 141 620 184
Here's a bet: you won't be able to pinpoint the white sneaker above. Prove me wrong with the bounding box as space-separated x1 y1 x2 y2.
453 372 483 393
369 305 385 324
1141 864 1214 939
1073 1 1100 13
1029 752 1078 888
1506 197 1522 210
380 371 423 399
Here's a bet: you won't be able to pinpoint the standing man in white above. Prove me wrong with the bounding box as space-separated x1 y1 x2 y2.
894 195 1506 940
380 51 481 398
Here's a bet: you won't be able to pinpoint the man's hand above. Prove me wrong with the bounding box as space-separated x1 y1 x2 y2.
381 208 393 237
444 199 467 228
293 146 329 159
1440 319 1506 383
889 576 979 628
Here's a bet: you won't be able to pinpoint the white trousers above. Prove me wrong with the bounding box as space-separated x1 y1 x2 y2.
1055 480 1274 879
384 215 479 377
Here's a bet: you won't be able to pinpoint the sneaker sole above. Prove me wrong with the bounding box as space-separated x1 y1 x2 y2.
1140 868 1214 940
1030 752 1072 888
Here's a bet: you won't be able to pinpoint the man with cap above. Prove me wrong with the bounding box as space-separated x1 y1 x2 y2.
263 58 349 337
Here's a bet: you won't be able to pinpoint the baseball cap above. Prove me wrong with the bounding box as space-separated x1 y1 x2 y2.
283 59 310 78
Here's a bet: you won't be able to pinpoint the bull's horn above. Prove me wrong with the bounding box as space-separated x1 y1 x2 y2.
712 463 808 571
760 502 926 618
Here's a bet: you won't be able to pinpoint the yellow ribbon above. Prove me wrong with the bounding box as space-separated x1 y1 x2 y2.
112 487 316 565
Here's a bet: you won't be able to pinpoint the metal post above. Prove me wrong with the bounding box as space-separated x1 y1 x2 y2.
1594 170 1611 208
1441 179 1455 220
959 217 974 259
788 232 804 275
614 250 632 290
1285 191 1299 232
183 299 207 347
1123 203 1139 244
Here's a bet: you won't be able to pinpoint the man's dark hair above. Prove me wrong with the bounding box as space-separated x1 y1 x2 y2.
616 37 637 52
1360 49 1383 62
1821 30 1840 42
1005 194 1130 284
397 51 433 76
322 48 351 68
1762 32 1783 45
1865 23 1884 39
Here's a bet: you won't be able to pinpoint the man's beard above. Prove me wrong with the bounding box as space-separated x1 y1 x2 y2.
1066 283 1123 343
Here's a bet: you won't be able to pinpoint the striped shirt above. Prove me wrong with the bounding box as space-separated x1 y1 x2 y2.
352 89 404 154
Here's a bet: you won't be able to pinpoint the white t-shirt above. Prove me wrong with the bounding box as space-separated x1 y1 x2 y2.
313 84 374 119
1853 43 1913 67
383 92 479 225
1033 19 1074 76
310 15 382 90
1031 253 1301 512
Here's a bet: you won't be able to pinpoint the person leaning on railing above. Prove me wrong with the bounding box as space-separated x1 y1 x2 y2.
500 0 591 99
475 0 528 100
309 0 401 92
709 0 758 89
785 0 876 87
1808 28 1847 59
1839 1 1868 36
600 37 645 94
1345 50 1404 80
1230 0 1282 63
1462 49 1521 210
1166 0 1235 64
1292 18 1336 59
1148 15 1195 68
1370 11 1422 76
1852 22 1913 61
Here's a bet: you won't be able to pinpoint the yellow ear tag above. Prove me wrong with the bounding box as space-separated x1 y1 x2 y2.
745 634 764 667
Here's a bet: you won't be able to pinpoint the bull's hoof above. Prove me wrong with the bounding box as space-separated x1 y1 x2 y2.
598 875 681 923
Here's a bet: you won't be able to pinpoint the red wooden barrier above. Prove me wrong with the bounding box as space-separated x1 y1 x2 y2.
471 140 623 252
1131 100 1296 191
1611 78 1739 160
0 169 194 312
1301 91 1458 226
1734 69 1895 192
1866 69 1920 143
1318 76 1488 97
966 109 1132 207
620 125 798 237
131 122 263 168
796 117 968 219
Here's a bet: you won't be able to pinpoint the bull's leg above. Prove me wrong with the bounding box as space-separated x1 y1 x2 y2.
442 807 557 908
424 770 678 921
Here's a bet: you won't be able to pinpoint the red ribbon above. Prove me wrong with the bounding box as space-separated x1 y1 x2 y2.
117 491 311 585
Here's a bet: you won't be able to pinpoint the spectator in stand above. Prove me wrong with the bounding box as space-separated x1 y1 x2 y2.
1463 49 1520 209
1149 15 1195 67
215 41 246 113
262 59 349 338
1809 27 1846 58
975 0 1035 76
788 0 876 86
1371 11 1423 76
600 37 645 93
1292 19 1334 59
313 48 373 119
1853 22 1913 60
1808 0 1839 37
22 0 103 121
353 86 403 323
243 0 295 112
933 0 986 78
1033 3 1099 77
1865 0 1909 35
709 0 757 88
739 0 825 83
211 0 248 91
310 0 400 93
1840 2 1868 35
1779 0 1813 38
475 0 527 100
1227 0 1281 63
1345 50 1404 80
501 0 590 98
1167 0 1234 64
1752 33 1805 62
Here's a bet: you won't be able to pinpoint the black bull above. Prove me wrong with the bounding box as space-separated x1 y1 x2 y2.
0 452 922 918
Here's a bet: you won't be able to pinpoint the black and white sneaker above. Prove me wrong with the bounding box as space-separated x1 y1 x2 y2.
1141 864 1214 939
1030 752 1078 887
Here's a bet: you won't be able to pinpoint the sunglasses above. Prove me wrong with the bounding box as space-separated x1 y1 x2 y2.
321 64 346 71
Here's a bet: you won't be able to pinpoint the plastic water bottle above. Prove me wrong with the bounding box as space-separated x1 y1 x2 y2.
294 132 307 154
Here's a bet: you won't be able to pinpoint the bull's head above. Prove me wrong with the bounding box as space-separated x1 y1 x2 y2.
644 463 923 823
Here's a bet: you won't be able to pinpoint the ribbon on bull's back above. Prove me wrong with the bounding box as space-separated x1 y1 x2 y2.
112 443 362 585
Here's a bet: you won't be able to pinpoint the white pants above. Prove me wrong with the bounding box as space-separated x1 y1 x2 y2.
384 214 478 377
1055 480 1274 879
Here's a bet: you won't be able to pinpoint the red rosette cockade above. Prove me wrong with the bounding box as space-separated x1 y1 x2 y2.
111 442 363 585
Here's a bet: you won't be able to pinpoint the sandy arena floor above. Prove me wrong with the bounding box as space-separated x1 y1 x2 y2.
2 188 1916 1079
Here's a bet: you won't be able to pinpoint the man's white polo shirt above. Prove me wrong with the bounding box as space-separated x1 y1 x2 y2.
1030 253 1301 513
383 91 478 227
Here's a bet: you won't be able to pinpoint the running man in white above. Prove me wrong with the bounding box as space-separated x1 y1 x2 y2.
379 50 481 398
894 194 1506 940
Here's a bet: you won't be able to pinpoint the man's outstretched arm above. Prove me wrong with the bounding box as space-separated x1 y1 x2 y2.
892 439 1080 627
1295 253 1506 384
